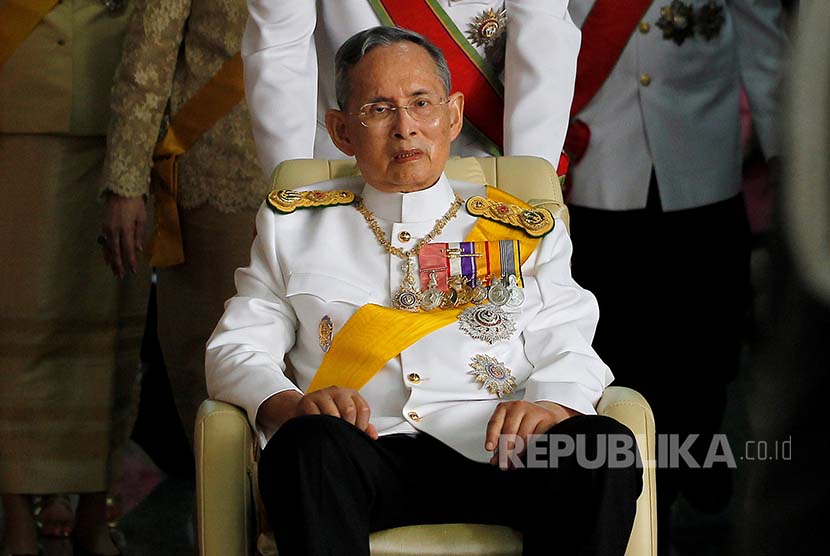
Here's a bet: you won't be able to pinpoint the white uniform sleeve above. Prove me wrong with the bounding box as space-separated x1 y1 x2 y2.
205 204 300 441
730 0 788 159
521 221 614 415
243 0 318 177
503 0 581 166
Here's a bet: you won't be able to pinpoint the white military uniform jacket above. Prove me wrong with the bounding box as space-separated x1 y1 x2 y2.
567 0 787 211
206 175 612 463
243 0 580 176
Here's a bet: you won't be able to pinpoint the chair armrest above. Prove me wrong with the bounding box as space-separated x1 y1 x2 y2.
195 400 257 556
597 386 657 556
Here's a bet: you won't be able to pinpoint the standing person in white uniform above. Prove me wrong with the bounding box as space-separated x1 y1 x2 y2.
242 0 580 177
562 1 787 553
207 27 641 556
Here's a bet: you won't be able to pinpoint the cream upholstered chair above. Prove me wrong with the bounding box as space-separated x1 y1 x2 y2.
195 156 657 556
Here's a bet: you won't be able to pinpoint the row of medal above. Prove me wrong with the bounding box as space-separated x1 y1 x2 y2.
418 271 524 312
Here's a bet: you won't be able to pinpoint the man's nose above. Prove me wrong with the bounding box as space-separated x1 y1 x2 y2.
390 107 418 139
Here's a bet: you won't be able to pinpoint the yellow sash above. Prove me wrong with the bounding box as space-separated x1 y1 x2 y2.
148 53 245 267
0 0 59 68
307 187 543 393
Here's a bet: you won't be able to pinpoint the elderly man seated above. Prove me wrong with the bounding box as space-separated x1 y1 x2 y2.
206 26 641 556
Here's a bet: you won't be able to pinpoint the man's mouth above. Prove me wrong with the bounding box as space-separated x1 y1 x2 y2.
392 149 423 162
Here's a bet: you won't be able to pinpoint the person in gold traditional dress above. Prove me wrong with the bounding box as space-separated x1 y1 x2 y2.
99 0 265 450
0 1 148 555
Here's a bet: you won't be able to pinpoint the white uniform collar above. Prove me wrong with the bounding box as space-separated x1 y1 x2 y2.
361 173 456 223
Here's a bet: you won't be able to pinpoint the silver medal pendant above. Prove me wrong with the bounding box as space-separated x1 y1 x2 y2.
420 271 443 311
420 288 443 311
468 354 517 398
487 277 510 306
505 275 525 308
458 304 516 344
470 283 488 305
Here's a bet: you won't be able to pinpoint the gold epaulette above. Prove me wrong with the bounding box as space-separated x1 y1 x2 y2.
266 189 356 214
465 195 555 237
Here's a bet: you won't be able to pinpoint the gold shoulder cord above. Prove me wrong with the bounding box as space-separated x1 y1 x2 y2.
465 196 554 237
266 189 356 214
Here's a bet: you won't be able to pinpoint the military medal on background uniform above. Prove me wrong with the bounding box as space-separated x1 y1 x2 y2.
656 1 724 45
695 1 725 40
466 6 508 72
466 7 507 47
468 354 516 398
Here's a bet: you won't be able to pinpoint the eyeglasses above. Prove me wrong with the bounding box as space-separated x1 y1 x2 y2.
348 96 451 128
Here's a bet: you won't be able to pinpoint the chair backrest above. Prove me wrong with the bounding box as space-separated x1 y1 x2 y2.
271 156 570 230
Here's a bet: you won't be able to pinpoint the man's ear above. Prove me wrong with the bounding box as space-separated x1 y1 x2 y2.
325 109 356 157
448 91 464 142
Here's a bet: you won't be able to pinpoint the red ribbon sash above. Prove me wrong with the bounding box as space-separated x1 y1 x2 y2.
566 0 654 165
572 0 654 116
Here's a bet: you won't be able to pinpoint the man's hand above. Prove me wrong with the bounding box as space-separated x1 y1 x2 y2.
258 386 378 439
101 193 147 278
485 400 579 469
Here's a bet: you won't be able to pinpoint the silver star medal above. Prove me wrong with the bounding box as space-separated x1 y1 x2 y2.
458 304 516 344
468 354 517 398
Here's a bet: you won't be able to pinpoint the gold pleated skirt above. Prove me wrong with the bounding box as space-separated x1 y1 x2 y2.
156 203 259 446
0 133 149 493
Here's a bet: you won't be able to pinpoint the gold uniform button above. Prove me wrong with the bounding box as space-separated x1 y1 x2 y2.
398 231 411 242
639 21 650 34
407 411 421 422
407 373 421 384
640 73 652 87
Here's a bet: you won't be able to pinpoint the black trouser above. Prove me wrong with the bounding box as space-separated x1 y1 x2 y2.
259 414 642 556
569 183 751 551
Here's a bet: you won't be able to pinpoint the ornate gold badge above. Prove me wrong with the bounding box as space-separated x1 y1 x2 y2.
466 8 507 48
465 196 555 237
266 189 355 214
468 354 517 398
319 315 333 352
